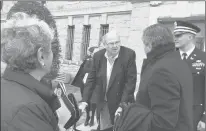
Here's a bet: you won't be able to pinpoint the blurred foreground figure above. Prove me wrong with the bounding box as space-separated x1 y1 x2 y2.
114 24 194 131
7 1 61 80
1 12 59 131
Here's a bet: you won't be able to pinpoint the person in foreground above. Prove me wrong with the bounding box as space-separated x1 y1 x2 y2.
114 24 194 131
79 30 137 131
173 20 206 131
1 13 59 131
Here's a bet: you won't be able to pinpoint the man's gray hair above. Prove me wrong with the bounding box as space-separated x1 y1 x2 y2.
142 24 174 48
101 30 120 45
1 12 54 72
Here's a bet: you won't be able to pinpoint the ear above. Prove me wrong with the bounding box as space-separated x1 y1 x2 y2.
37 47 44 66
188 34 195 40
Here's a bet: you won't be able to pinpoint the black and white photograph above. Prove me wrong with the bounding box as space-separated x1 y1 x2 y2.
1 1 205 131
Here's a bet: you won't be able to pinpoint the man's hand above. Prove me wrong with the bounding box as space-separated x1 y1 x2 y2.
78 102 88 113
115 107 123 117
58 124 66 131
197 121 205 131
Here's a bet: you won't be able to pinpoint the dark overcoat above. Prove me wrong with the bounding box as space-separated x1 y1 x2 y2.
1 68 60 131
135 44 194 131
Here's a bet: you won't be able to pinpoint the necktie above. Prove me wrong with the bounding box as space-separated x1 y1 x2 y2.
182 53 187 60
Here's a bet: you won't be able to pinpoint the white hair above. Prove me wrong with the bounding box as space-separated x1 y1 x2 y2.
1 12 54 72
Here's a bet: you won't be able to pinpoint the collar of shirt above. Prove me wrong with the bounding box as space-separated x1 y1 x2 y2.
104 51 119 64
179 45 195 59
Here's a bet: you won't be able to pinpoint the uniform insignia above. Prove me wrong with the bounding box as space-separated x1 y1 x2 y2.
190 57 194 60
197 72 200 74
192 61 205 68
194 54 196 56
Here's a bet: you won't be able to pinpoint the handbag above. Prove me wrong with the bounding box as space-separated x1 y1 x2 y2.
56 82 81 130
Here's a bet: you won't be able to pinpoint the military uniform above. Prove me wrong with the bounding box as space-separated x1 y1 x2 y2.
174 20 206 130
182 48 206 126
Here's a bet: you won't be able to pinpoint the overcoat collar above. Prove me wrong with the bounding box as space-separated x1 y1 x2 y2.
2 67 60 112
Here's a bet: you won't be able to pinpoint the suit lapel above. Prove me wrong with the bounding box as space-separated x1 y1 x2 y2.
101 56 107 95
107 48 123 93
187 47 197 61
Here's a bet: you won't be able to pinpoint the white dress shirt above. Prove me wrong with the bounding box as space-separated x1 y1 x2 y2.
99 52 119 130
104 52 119 94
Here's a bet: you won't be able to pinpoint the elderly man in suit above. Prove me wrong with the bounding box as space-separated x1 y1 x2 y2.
174 20 206 131
79 30 137 131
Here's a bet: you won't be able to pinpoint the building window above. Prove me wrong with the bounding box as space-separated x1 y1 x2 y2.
65 25 75 60
99 24 109 46
81 25 91 60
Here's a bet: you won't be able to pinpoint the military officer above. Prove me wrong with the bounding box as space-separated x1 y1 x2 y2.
174 20 206 131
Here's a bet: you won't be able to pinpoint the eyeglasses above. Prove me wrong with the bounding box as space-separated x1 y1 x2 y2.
107 41 120 46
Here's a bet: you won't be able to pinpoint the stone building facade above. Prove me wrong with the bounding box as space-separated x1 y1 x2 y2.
1 1 205 88
48 1 205 74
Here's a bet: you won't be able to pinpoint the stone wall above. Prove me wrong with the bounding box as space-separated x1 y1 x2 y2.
128 2 151 89
108 13 131 48
72 17 84 61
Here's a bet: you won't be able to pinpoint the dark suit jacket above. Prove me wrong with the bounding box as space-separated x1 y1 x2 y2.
82 46 137 123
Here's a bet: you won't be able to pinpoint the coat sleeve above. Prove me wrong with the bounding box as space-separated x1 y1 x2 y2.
82 55 97 103
148 68 181 129
115 68 183 131
121 51 137 103
7 103 58 131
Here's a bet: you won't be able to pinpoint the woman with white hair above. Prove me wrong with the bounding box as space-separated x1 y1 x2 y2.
1 12 60 131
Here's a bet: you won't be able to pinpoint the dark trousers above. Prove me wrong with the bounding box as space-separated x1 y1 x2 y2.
193 105 204 131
